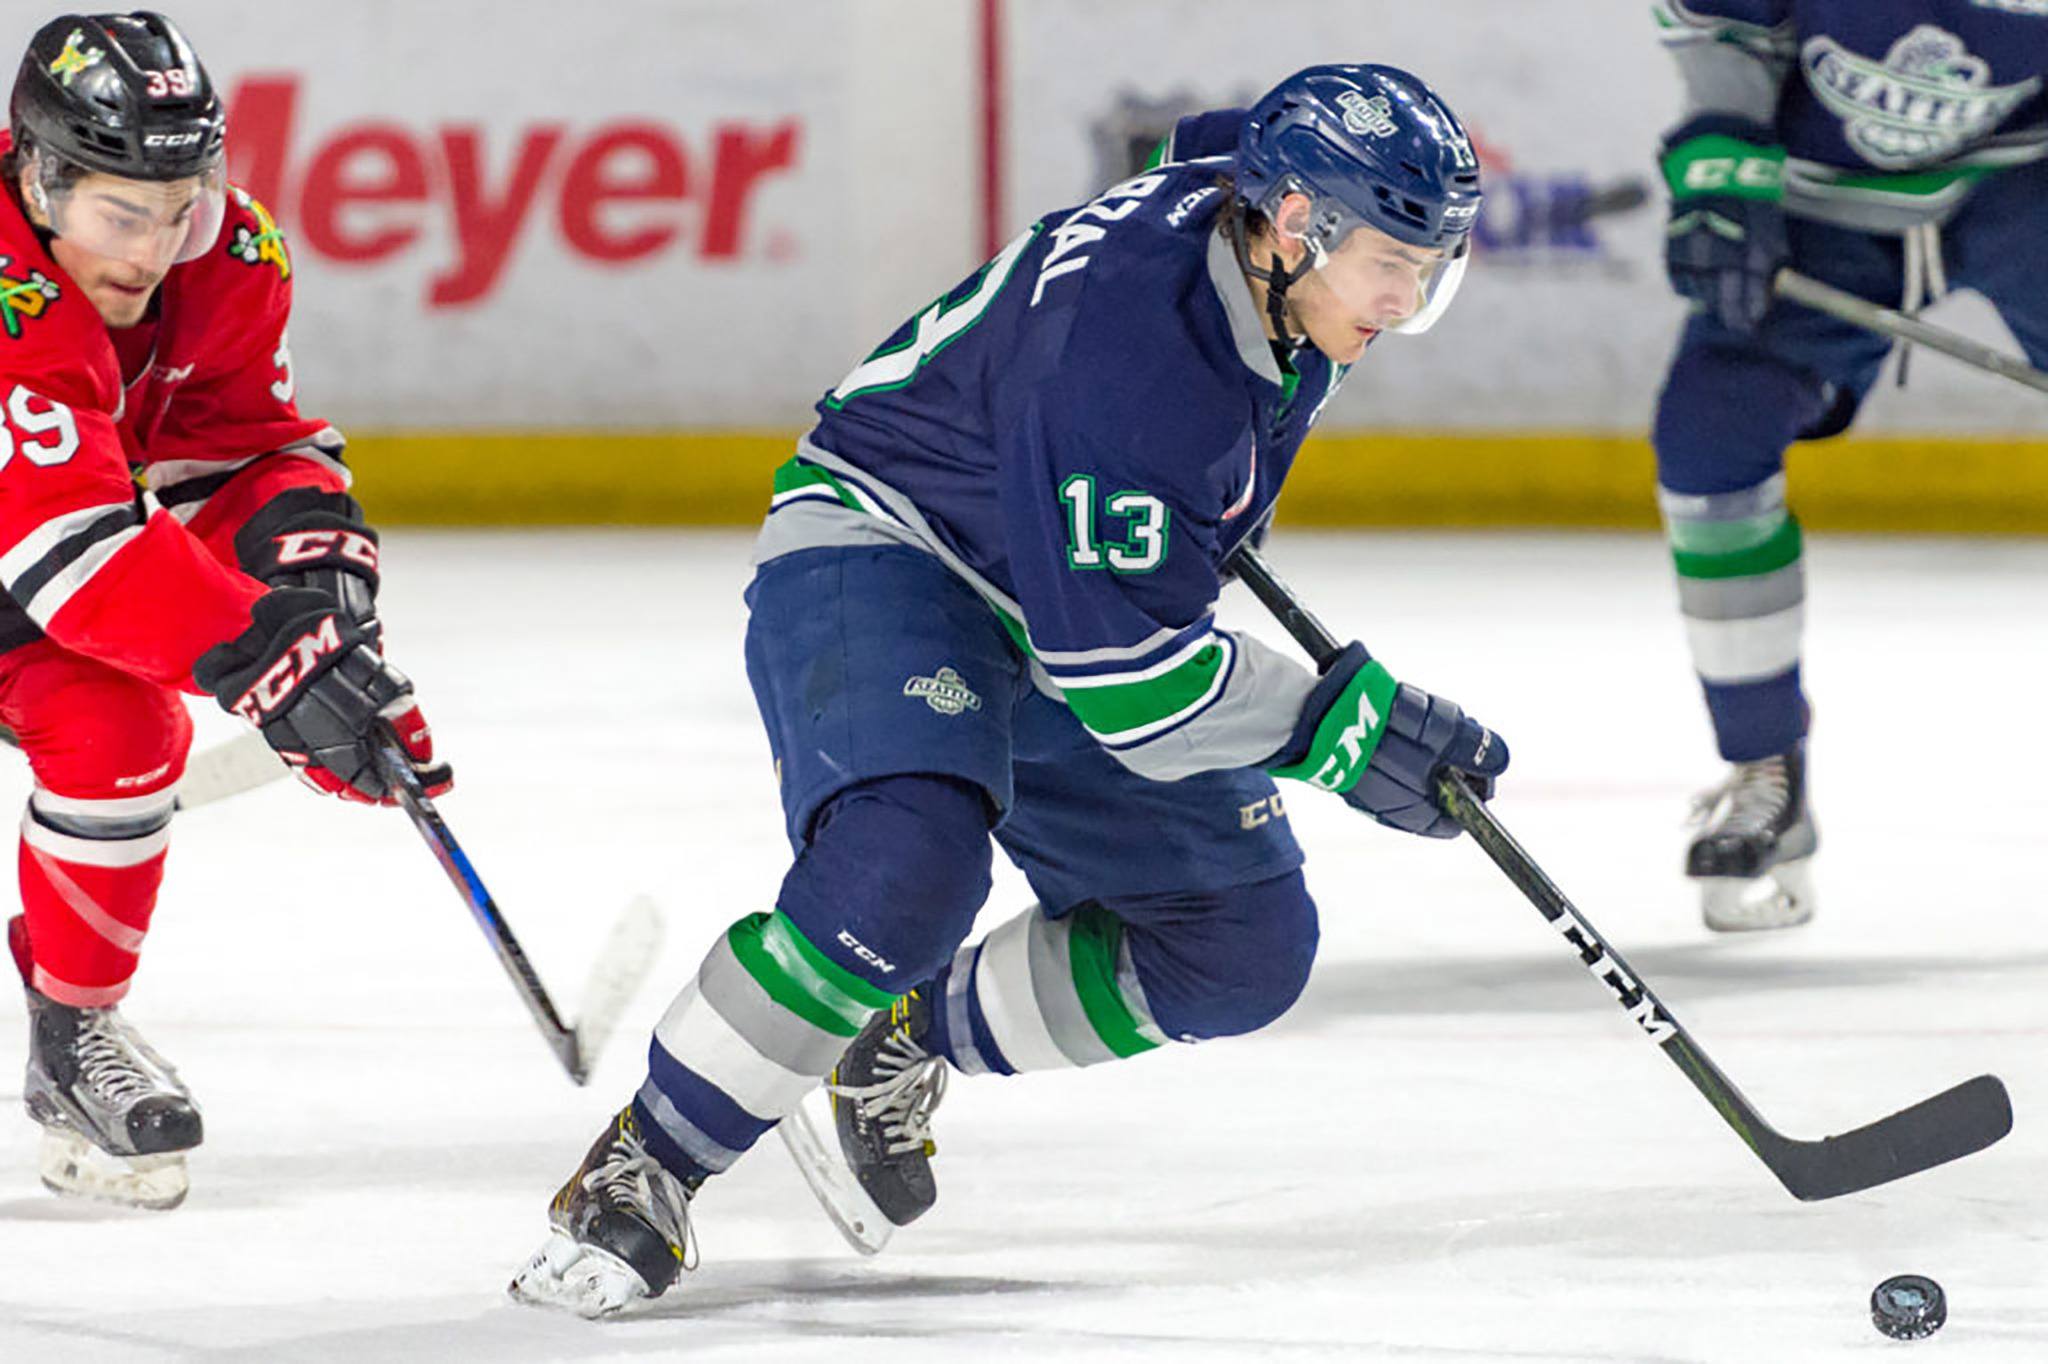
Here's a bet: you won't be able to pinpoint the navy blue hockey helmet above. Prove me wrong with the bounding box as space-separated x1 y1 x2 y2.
1235 64 1482 334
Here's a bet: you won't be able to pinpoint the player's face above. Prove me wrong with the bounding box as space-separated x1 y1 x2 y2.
1294 224 1446 364
32 172 206 328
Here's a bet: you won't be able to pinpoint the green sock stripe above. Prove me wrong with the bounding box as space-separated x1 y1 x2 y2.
1066 908 1159 1059
1062 642 1229 738
1269 658 1400 793
764 909 898 1009
1666 507 1786 556
726 912 892 1037
1673 515 1802 581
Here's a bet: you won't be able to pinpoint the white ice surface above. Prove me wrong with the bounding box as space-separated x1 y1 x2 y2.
0 529 2042 1362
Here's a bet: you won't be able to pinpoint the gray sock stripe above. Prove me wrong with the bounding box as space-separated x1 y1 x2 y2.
1024 910 1119 1067
635 1078 743 1173
944 941 990 1076
697 937 851 1076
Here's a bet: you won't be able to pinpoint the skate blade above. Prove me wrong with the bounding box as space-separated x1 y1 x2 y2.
507 1230 654 1319
1701 857 1815 933
777 1087 893 1256
39 1127 189 1211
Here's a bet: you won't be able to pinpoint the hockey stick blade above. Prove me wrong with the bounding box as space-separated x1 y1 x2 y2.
569 896 664 1080
2 724 289 811
175 730 292 808
1757 1073 2013 1202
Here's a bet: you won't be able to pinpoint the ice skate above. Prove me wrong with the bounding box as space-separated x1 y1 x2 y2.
22 985 203 1210
780 986 945 1255
509 1106 697 1318
829 986 947 1226
1687 744 1818 933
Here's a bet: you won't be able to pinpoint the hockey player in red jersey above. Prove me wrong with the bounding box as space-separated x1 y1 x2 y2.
0 11 450 1209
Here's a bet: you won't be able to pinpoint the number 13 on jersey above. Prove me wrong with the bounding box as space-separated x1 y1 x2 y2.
1060 474 1169 574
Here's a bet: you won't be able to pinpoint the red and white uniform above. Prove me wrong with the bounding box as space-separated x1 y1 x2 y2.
0 129 350 1006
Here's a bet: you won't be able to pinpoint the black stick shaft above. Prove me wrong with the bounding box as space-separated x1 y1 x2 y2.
377 743 587 1083
1228 546 1777 1151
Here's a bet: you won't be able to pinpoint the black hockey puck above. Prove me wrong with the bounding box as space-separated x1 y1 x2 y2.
1870 1275 1946 1340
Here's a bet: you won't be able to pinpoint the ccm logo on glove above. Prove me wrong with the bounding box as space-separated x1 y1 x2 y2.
272 528 378 571
230 614 344 724
1309 686 1386 792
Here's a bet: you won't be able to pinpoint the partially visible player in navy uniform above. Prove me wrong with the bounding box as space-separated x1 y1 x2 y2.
511 64 1507 1317
1649 2 2047 930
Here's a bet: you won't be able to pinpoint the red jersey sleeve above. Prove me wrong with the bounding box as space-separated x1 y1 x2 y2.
0 218 261 691
138 187 357 568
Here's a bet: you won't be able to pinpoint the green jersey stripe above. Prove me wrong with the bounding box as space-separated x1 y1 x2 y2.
1061 638 1230 741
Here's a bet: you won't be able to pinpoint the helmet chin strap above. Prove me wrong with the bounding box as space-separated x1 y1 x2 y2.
1229 201 1314 349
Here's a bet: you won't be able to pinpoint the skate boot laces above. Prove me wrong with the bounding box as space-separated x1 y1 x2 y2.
75 1010 176 1109
830 1029 947 1157
583 1123 698 1270
1689 754 1791 838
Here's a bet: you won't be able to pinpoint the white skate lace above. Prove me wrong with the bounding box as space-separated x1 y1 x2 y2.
584 1129 698 1270
1688 755 1791 838
75 1012 168 1109
828 1032 947 1157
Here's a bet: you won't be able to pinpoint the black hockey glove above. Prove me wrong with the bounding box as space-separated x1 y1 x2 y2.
235 488 383 650
1268 642 1508 839
1660 115 1788 334
194 588 452 805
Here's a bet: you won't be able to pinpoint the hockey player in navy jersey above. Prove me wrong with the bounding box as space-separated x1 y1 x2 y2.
1651 3 2046 930
511 64 1506 1316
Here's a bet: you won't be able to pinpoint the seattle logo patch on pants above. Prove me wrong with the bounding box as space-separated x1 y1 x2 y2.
904 666 981 716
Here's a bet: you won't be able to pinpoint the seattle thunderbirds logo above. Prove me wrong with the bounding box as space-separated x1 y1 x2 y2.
1803 26 2042 168
904 667 981 716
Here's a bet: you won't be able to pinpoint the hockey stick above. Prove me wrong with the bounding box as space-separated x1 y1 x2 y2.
1227 543 2013 1200
0 724 290 810
174 729 291 808
374 739 663 1085
1774 269 2048 398
1557 184 2048 398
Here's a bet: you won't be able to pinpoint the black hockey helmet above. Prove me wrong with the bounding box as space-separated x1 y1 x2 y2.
11 12 224 181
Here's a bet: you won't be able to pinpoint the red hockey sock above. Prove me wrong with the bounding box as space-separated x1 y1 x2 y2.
0 641 191 1005
17 790 177 1005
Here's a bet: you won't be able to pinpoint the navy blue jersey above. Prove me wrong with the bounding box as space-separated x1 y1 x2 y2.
759 155 1348 781
1658 2 2048 227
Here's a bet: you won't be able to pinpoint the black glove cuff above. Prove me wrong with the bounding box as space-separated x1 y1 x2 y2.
235 487 381 595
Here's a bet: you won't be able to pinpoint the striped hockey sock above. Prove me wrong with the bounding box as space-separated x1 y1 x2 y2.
632 909 896 1182
1660 473 1808 762
931 903 1168 1076
16 787 177 1007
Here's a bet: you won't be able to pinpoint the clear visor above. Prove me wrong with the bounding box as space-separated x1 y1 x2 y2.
36 158 227 271
1307 223 1468 336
